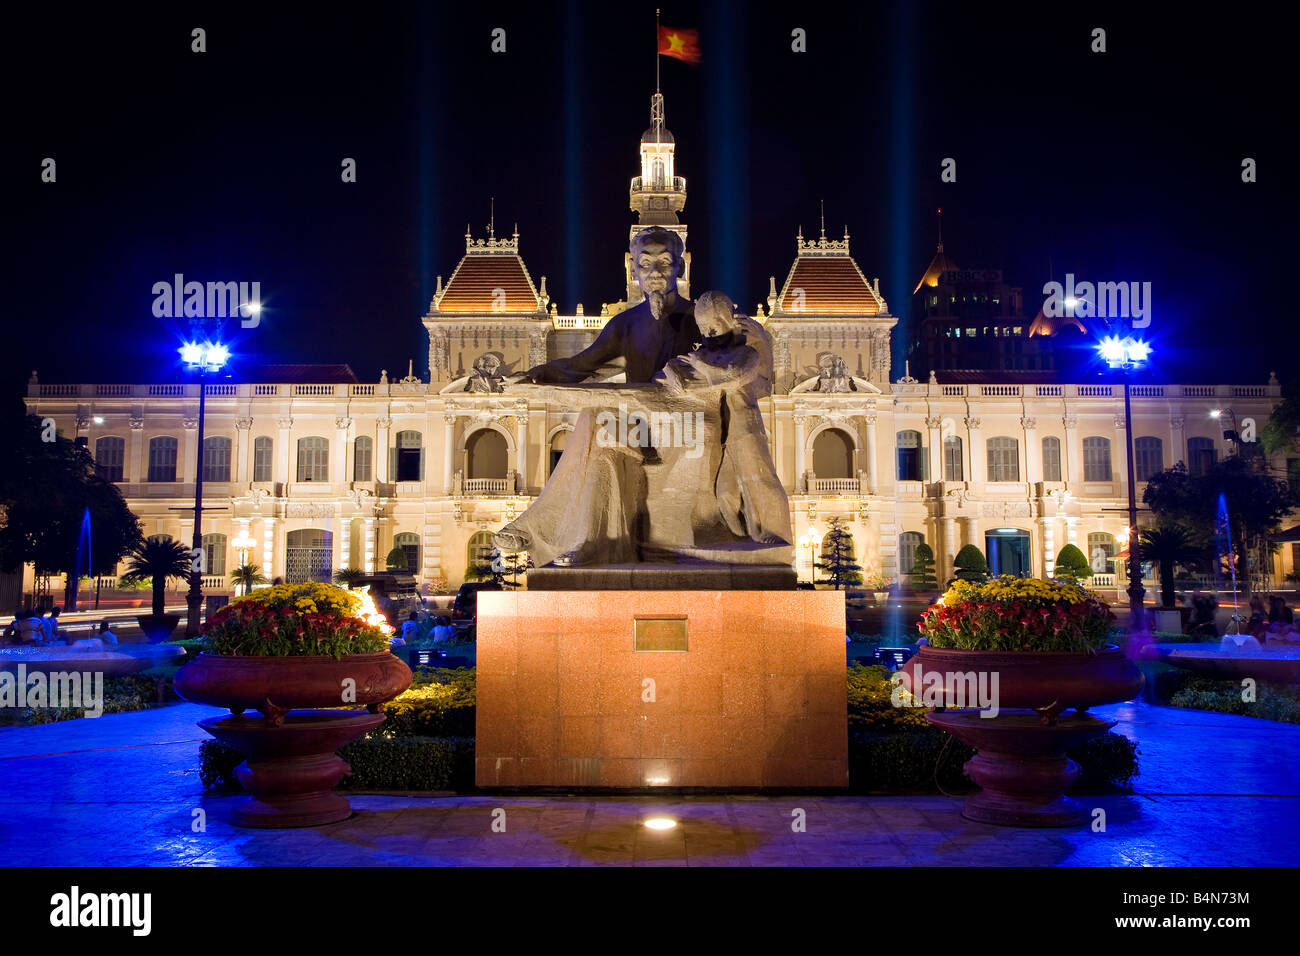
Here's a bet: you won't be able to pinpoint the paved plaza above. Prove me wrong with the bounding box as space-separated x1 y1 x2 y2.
1 699 1296 866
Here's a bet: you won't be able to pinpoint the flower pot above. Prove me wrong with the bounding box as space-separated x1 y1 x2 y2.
873 591 890 604
135 613 182 643
899 646 1143 827
176 652 412 828
898 645 1143 719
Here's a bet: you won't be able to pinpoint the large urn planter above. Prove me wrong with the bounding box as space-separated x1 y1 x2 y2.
136 613 182 643
176 652 412 827
174 581 413 828
899 646 1143 827
907 577 1145 828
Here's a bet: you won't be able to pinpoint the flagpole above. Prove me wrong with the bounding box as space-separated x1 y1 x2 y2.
656 7 661 93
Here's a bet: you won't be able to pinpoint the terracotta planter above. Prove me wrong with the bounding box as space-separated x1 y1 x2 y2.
176 652 413 828
899 645 1143 827
898 645 1143 719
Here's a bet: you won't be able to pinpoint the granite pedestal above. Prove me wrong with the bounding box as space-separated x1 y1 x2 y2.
475 589 847 789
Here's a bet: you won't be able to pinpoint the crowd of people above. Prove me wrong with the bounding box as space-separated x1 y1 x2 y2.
3 606 119 646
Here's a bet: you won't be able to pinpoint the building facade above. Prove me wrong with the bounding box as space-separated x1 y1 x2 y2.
22 94 1295 596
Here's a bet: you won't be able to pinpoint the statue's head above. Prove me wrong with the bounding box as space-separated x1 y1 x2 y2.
474 353 501 375
630 226 685 302
693 291 740 339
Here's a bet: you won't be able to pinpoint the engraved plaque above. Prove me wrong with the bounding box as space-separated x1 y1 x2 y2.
634 617 688 652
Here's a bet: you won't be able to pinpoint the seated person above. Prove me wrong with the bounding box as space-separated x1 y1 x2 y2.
97 620 119 646
432 616 453 643
400 612 420 643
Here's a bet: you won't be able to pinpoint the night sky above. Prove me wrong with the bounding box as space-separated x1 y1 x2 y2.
6 1 1290 398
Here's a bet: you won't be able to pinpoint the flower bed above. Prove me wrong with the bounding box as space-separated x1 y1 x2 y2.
203 582 391 658
918 576 1117 652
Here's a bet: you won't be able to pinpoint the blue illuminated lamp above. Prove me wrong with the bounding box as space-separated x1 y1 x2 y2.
179 338 229 635
1096 334 1151 625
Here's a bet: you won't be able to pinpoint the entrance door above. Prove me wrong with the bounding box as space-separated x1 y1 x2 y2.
285 529 333 583
985 529 1030 577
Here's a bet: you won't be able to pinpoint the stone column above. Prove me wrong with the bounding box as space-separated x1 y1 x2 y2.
182 416 198 486
962 515 980 558
442 412 456 494
515 410 529 495
235 418 252 483
1020 416 1037 486
276 417 293 484
1065 515 1079 547
942 515 958 580
333 511 346 574
261 516 276 580
964 417 983 485
864 411 879 495
1113 412 1129 500
362 516 376 573
335 417 352 485
1169 416 1185 468
926 416 943 483
128 417 144 483
375 418 392 482
1063 416 1081 485
793 412 807 492
1040 515 1056 578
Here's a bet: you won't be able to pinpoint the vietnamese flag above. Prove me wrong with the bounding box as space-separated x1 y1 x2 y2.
658 25 701 64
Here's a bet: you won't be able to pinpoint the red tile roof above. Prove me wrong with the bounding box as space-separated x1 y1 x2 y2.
437 247 541 314
777 254 885 315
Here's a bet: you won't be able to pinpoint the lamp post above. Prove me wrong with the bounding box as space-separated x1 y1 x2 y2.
180 339 229 636
802 529 819 585
1098 335 1149 628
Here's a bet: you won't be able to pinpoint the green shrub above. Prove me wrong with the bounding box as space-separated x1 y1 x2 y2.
1071 732 1140 790
198 735 474 792
380 670 476 737
1054 544 1092 582
1167 676 1300 724
952 545 988 582
908 543 938 590
847 663 931 731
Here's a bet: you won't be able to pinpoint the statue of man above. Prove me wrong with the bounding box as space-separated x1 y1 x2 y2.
493 226 699 565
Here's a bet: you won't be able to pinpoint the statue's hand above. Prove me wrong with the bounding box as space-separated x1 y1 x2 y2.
501 371 536 387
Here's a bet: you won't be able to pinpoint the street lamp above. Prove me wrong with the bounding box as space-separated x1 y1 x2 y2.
180 338 229 635
232 530 256 594
801 528 819 585
1097 335 1149 628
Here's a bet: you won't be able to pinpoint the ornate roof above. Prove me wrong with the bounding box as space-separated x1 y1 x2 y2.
913 242 959 295
434 230 543 314
772 229 887 316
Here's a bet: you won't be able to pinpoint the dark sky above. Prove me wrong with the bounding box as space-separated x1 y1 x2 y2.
6 1 1291 398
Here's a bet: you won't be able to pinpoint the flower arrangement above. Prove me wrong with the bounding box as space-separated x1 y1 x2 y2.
204 581 392 658
918 575 1117 652
864 571 892 591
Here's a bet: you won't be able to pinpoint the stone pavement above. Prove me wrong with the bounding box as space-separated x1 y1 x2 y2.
1 699 1296 866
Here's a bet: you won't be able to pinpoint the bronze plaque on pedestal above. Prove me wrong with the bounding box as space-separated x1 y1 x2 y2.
634 616 688 651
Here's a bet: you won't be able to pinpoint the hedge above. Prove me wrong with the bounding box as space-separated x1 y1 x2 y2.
200 736 475 792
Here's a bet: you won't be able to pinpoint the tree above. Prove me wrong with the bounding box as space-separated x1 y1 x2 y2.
953 545 989 583
908 542 937 591
815 518 863 590
231 563 269 596
1144 457 1298 598
122 538 193 617
332 567 366 589
1053 544 1092 582
1259 392 1300 459
385 547 408 571
1139 526 1199 609
0 410 142 609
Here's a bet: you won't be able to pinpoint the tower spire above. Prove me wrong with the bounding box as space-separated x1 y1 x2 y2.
820 199 826 240
488 197 495 240
655 8 661 94
936 207 944 252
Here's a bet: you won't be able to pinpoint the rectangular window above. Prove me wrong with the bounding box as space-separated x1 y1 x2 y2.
1134 437 1164 482
354 437 373 482
987 437 1019 482
1083 437 1112 481
296 437 329 482
202 437 232 482
943 437 963 481
253 437 273 482
1041 437 1062 482
95 436 125 482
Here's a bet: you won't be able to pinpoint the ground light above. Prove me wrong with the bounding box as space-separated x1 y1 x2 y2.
644 817 677 830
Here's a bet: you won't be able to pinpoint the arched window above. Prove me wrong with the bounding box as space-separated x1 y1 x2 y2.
466 530 495 573
252 436 273 482
1134 437 1163 482
95 436 125 482
467 429 508 479
549 430 569 476
202 533 228 576
1083 436 1112 481
652 157 665 188
354 435 373 482
395 430 422 482
813 428 854 478
394 532 420 575
296 437 329 482
285 528 333 583
942 436 963 481
203 436 232 482
148 437 178 482
896 430 925 481
899 531 924 574
1087 532 1116 575
1041 436 1062 482
1188 436 1216 477
986 436 1019 482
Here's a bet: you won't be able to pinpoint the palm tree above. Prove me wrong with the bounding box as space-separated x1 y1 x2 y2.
1139 525 1201 609
231 563 269 596
122 538 193 617
333 567 366 589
